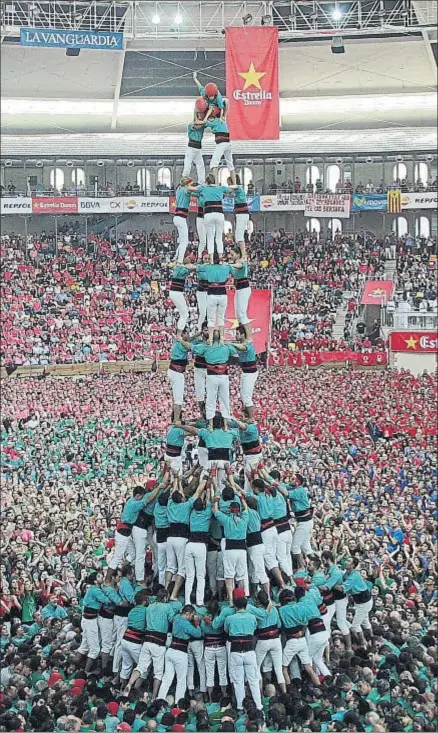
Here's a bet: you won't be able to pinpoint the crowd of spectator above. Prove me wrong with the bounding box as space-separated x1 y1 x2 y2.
0 366 437 733
0 227 394 367
1 174 437 198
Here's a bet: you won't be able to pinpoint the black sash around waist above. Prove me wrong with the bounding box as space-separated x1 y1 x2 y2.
241 361 257 373
256 624 280 640
123 626 144 644
188 139 202 149
261 518 275 532
284 625 305 639
333 587 346 600
207 282 227 295
197 280 208 292
174 208 188 219
230 635 253 652
134 510 153 530
242 439 262 455
235 278 250 290
116 520 133 537
170 636 189 653
194 355 207 368
189 531 209 544
275 515 291 534
144 629 168 646
166 443 183 457
215 132 230 144
156 527 169 543
204 632 226 648
170 278 185 292
352 589 372 605
114 604 133 617
207 363 228 376
319 603 327 616
83 606 99 620
99 607 115 620
204 202 223 215
169 358 187 373
168 521 190 539
208 446 230 461
247 530 263 547
197 206 204 218
235 204 249 214
321 589 335 606
308 617 326 635
294 507 313 523
225 538 246 550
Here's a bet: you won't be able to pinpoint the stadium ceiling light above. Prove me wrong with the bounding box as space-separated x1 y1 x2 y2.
151 13 160 24
174 13 182 24
332 8 343 21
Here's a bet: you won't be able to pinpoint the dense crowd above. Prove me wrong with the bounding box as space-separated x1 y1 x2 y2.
1 367 437 733
0 227 394 367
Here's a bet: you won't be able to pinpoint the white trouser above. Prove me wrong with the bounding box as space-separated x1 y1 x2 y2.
121 639 142 679
196 217 206 256
261 525 278 571
169 291 189 332
194 366 207 403
108 531 134 570
98 615 115 655
112 615 129 673
248 543 268 585
207 293 227 327
282 636 311 667
335 597 350 635
158 648 188 702
210 142 234 172
131 525 147 582
235 212 250 243
167 369 185 406
156 540 167 586
276 529 293 578
204 212 224 255
351 599 373 632
185 541 207 606
206 374 230 419
307 630 331 677
229 650 262 711
223 548 247 581
255 637 285 684
205 645 228 687
240 371 258 408
198 445 209 469
390 244 396 259
164 453 183 476
327 601 336 627
173 215 189 262
137 641 166 680
292 519 314 555
78 617 100 659
244 454 261 492
166 536 187 577
235 286 251 325
207 548 224 595
147 524 157 574
187 639 206 692
196 291 208 330
183 146 205 184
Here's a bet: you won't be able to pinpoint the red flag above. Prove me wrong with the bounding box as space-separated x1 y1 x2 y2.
360 280 393 305
224 288 271 354
225 27 279 140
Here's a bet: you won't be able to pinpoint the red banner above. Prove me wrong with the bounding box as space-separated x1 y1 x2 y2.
389 331 438 352
224 288 271 354
360 280 393 305
357 352 388 366
269 350 388 367
169 195 198 214
32 197 78 214
226 27 279 140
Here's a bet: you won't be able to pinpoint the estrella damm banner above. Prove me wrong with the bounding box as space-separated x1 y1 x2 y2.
387 189 402 214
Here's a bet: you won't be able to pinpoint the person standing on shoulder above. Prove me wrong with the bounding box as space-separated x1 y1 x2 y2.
183 99 207 184
230 251 252 340
173 177 193 263
228 174 249 258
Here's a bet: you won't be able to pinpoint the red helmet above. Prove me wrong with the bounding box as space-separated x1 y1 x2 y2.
204 82 218 98
195 97 208 114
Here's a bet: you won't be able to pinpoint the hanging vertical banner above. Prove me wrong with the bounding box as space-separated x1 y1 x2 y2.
225 26 279 140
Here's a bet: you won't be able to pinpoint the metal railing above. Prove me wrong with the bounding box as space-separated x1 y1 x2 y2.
383 311 438 330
